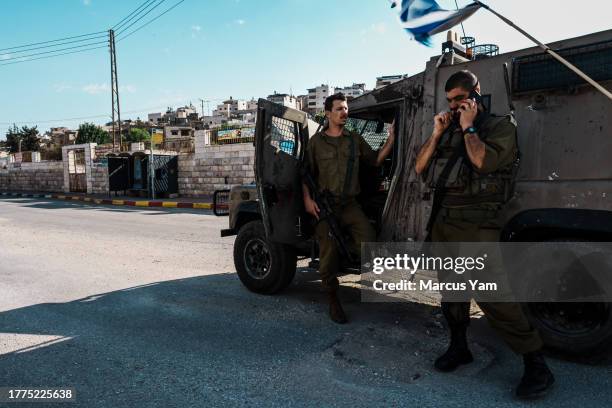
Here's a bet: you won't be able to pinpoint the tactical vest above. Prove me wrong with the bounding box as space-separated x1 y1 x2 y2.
427 114 520 209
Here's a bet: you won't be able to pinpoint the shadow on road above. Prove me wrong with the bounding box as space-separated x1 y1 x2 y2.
0 271 447 406
1 270 610 407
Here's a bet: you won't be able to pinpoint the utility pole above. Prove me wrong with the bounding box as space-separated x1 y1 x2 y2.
199 98 210 117
109 29 122 151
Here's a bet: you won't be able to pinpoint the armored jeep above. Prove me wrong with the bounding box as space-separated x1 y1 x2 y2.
217 29 612 354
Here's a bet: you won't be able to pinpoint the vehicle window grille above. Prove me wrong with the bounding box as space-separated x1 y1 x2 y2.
345 118 389 149
270 116 299 156
512 40 612 93
361 121 390 150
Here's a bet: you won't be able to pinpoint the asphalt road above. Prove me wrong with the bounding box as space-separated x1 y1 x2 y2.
0 197 610 407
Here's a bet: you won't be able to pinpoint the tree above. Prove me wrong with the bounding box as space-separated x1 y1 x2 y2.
125 127 150 143
75 122 110 145
4 124 41 152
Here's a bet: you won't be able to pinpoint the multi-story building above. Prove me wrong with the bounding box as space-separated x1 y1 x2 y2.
213 97 249 118
148 112 164 124
245 99 258 111
375 74 407 89
164 126 194 140
306 84 335 114
148 105 197 126
267 92 298 109
335 83 367 99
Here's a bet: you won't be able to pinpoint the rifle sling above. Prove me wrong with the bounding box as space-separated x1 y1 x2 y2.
341 133 356 203
425 132 466 233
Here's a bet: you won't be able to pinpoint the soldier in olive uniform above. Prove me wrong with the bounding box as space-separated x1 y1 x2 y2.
303 93 395 324
415 70 555 399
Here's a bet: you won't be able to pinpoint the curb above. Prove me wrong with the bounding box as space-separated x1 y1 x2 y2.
0 192 213 210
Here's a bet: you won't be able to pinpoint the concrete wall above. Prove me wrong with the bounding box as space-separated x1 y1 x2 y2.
0 161 64 192
178 143 254 197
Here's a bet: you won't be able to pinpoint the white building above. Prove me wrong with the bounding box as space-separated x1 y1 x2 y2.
267 92 298 109
375 74 407 89
148 112 164 124
306 84 335 114
335 83 367 99
213 97 249 118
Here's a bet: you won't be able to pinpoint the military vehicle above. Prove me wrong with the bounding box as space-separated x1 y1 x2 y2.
216 29 612 354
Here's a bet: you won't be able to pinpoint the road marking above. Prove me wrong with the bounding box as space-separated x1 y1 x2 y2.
193 203 212 209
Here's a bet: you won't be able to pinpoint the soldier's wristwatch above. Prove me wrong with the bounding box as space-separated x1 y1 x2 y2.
463 126 477 135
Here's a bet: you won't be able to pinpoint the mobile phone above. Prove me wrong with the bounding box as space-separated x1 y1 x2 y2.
468 89 483 105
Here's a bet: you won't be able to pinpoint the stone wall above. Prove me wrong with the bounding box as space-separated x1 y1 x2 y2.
178 143 255 197
0 161 64 192
91 162 109 195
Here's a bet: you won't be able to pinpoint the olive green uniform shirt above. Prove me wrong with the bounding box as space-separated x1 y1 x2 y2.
306 129 378 200
427 114 518 210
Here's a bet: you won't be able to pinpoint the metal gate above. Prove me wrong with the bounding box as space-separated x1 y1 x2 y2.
68 149 86 193
108 156 130 193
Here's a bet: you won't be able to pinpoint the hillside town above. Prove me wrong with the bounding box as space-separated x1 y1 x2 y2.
0 76 407 198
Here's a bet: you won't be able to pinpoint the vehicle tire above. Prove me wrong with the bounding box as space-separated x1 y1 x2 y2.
233 220 296 294
518 240 612 354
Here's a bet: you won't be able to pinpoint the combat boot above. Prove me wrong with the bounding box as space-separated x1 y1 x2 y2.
434 325 473 372
328 290 347 324
515 351 555 399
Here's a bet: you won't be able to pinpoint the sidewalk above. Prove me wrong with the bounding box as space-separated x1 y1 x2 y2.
0 191 216 210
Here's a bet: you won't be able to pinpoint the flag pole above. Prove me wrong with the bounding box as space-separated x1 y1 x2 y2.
475 1 612 101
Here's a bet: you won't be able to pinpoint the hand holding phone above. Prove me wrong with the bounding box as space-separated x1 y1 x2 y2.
458 99 478 130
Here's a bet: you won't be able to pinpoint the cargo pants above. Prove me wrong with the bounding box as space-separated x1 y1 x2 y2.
315 199 376 291
431 208 543 354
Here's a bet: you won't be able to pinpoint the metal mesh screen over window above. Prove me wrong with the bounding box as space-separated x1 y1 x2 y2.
513 40 612 93
344 117 389 149
361 121 390 150
270 116 299 156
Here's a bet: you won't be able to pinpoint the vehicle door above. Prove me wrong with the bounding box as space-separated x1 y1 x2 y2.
255 99 318 244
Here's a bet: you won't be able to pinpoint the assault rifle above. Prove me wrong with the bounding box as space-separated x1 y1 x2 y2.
303 171 357 264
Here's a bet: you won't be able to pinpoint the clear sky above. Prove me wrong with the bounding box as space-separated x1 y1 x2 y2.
1 0 610 138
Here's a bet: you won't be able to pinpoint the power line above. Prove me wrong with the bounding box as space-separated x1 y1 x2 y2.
117 0 185 42
115 0 167 37
114 0 161 32
0 33 107 57
0 40 108 63
113 0 157 29
0 30 107 53
0 45 107 68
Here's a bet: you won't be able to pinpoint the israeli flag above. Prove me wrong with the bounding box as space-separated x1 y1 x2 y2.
390 0 481 45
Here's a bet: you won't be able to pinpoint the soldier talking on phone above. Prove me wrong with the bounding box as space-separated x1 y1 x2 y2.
415 70 555 399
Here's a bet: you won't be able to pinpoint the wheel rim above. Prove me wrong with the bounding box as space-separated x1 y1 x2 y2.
529 302 610 336
243 238 271 280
